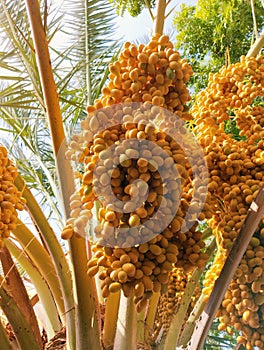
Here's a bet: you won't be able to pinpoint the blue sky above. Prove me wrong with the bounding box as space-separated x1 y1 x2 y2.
116 0 197 41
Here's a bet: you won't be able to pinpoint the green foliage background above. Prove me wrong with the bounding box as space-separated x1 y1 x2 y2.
173 0 264 93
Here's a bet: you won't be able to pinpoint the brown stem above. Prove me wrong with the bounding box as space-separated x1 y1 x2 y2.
24 0 75 218
185 184 264 350
0 245 43 348
0 279 42 350
144 0 154 21
24 1 100 349
154 0 167 35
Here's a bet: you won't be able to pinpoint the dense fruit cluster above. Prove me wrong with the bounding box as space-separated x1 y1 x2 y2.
154 267 200 337
63 34 210 310
217 230 264 350
70 101 209 311
193 55 264 249
0 145 25 247
191 55 264 348
202 247 229 302
86 33 193 120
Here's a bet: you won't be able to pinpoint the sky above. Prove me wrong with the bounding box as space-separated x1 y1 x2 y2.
115 0 197 42
50 0 198 48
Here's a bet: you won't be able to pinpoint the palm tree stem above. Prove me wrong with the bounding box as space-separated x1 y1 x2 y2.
103 291 121 349
187 185 264 350
14 179 70 318
113 293 137 350
24 1 100 349
0 278 42 350
0 245 43 348
5 239 61 339
24 0 75 217
154 0 166 35
85 0 92 105
68 237 101 350
0 312 12 350
137 309 146 344
250 0 259 39
15 175 76 348
145 291 160 341
163 238 216 350
12 218 65 318
178 293 206 346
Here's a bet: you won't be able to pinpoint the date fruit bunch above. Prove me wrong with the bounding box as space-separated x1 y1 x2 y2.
192 55 264 349
0 145 25 247
62 34 210 311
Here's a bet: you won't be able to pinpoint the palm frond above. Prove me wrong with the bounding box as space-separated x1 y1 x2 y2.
59 0 121 104
0 106 63 226
0 0 44 104
0 0 121 224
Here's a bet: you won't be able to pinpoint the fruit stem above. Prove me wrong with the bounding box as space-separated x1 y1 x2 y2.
0 278 42 350
145 291 160 341
113 292 137 350
162 238 216 350
186 184 264 350
103 291 121 349
154 0 167 35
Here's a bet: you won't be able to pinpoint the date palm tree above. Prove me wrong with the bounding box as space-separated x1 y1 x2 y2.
0 1 264 350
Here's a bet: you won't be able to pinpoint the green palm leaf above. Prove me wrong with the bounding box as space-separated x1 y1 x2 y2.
0 0 119 212
60 0 120 104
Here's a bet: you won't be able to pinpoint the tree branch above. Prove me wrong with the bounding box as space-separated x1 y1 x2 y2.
250 0 259 39
246 28 264 57
154 0 167 35
184 184 264 350
144 0 155 21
